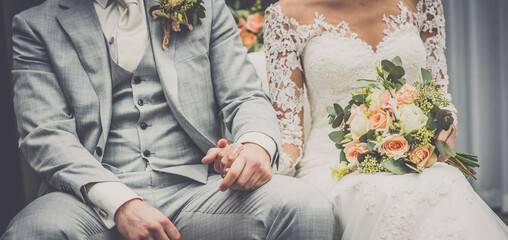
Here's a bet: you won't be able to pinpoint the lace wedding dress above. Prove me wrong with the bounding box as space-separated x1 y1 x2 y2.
264 0 508 239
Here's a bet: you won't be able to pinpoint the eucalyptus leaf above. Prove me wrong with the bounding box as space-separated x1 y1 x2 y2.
421 68 433 83
435 141 446 158
392 56 402 66
357 79 378 83
381 60 395 72
367 141 377 151
336 143 345 150
359 130 376 143
326 106 337 117
388 66 405 81
332 116 343 128
334 103 344 115
443 142 457 157
405 163 421 173
329 131 345 143
352 94 366 103
381 159 411 175
340 151 347 163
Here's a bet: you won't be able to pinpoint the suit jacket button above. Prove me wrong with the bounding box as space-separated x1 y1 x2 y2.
140 122 148 130
96 147 103 157
134 76 141 84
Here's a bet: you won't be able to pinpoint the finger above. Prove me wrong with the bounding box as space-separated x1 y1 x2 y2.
217 139 228 148
220 144 242 177
230 159 257 190
219 156 247 191
152 225 170 240
202 148 220 164
163 220 181 240
239 170 263 191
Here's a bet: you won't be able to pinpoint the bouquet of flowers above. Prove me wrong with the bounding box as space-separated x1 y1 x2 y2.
227 0 267 52
328 57 479 180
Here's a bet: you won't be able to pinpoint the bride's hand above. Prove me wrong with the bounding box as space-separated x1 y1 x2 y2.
201 139 242 176
436 123 457 162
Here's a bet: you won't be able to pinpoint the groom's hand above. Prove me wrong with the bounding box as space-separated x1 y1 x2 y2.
115 199 180 240
219 143 272 191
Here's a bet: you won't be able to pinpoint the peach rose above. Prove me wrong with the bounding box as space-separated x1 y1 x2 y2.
380 135 410 156
347 104 367 125
409 145 438 167
396 84 417 105
246 13 264 33
369 110 392 130
237 18 248 34
344 141 368 163
240 31 257 49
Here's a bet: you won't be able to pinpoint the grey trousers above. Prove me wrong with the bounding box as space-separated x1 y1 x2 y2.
2 171 335 240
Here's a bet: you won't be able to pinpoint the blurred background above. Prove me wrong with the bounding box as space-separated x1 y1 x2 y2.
0 0 506 234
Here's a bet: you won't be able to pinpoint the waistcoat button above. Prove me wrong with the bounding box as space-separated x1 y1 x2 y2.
143 150 151 157
95 147 103 157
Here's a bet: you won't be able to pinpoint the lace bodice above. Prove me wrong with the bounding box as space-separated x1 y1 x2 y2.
264 0 457 175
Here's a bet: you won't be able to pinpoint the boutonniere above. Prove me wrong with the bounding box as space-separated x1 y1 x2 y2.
150 0 206 51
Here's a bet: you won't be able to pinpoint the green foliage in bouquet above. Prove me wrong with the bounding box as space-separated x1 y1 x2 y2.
328 57 479 180
226 0 275 52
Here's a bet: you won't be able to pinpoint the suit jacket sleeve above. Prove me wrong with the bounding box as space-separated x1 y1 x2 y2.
12 13 120 203
208 0 282 165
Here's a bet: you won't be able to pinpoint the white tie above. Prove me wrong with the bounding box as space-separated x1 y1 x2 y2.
116 0 148 72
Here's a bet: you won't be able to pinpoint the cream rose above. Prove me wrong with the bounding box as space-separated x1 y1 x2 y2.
409 146 438 167
347 104 367 125
246 13 264 33
350 114 370 139
380 135 410 156
397 103 428 133
396 84 417 105
344 141 368 163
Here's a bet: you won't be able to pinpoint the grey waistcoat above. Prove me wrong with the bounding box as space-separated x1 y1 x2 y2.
102 40 208 183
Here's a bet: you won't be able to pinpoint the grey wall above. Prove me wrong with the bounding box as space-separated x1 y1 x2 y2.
0 0 44 234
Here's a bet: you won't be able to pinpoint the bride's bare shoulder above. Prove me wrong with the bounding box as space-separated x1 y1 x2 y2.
271 0 317 25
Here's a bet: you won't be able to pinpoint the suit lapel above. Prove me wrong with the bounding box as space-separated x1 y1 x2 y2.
57 0 112 140
145 0 214 148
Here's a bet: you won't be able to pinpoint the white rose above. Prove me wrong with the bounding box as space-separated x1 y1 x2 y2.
397 103 428 133
367 89 381 108
350 114 370 139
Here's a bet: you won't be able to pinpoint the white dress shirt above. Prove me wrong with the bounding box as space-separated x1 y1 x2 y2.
89 0 277 229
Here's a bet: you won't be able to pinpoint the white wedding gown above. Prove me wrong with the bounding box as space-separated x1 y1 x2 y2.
264 0 508 239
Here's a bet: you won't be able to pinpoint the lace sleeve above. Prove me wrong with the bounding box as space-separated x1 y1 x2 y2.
264 6 305 176
417 0 458 127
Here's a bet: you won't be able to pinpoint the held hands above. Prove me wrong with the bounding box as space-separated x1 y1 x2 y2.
115 199 181 240
202 139 272 192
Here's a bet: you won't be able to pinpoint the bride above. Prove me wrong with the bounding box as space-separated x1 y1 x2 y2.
263 0 508 239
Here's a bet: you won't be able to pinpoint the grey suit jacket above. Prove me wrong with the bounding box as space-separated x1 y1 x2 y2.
11 0 281 203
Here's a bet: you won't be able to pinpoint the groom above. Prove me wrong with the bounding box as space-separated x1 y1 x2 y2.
2 0 334 239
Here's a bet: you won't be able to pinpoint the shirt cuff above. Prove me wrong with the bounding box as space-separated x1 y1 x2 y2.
87 182 141 229
237 132 277 161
